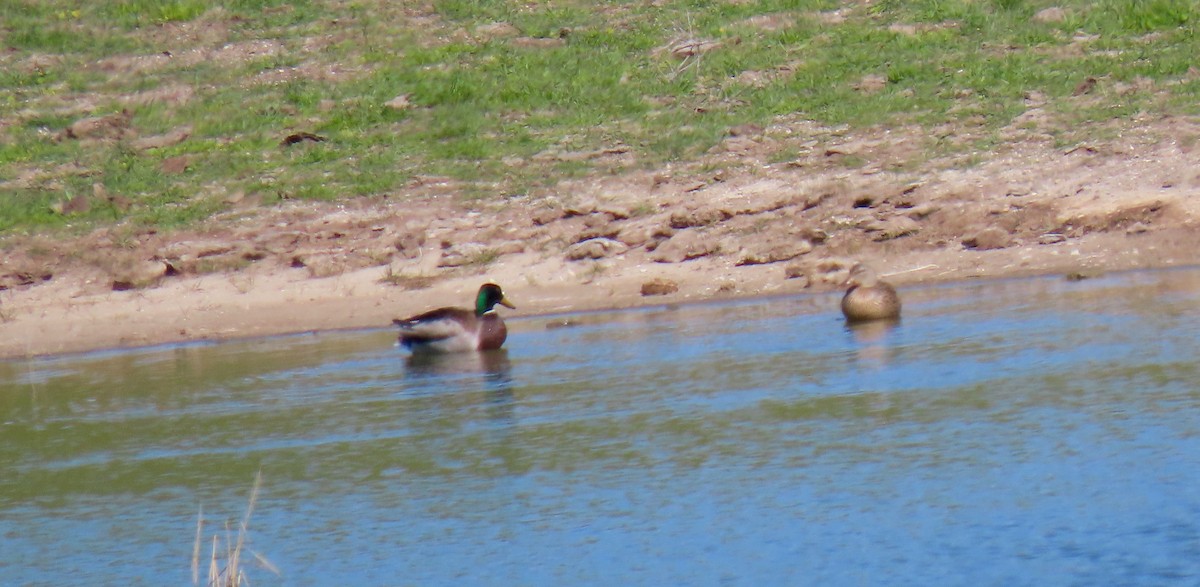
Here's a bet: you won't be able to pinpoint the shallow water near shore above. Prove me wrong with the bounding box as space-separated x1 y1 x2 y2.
3 268 1200 586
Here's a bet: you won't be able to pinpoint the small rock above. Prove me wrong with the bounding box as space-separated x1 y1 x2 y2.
616 221 672 247
962 226 1013 250
854 74 887 94
565 238 627 260
562 199 598 217
641 278 679 296
1033 7 1067 23
438 242 491 267
577 224 621 243
866 216 921 241
160 155 191 174
495 240 525 255
198 243 239 258
905 203 939 220
292 252 345 277
728 123 764 137
512 36 565 49
1065 270 1102 281
827 213 867 230
720 136 760 153
784 263 810 284
97 182 133 212
669 208 729 228
714 200 771 218
812 258 854 285
280 132 325 146
596 203 632 220
650 229 719 263
64 110 132 140
736 239 813 266
1073 76 1098 96
384 94 412 110
52 193 91 215
802 227 829 243
476 22 520 39
1125 222 1150 235
112 260 170 290
1 271 52 290
615 225 652 247
131 126 192 151
669 39 721 59
582 213 616 229
1037 233 1066 245
532 208 562 225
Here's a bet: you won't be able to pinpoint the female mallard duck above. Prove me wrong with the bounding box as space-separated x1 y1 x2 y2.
393 283 515 352
841 264 901 323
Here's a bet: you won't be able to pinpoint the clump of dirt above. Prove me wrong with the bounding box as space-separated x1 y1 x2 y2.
59 110 134 141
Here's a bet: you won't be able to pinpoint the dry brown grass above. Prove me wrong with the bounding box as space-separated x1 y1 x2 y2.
192 471 278 587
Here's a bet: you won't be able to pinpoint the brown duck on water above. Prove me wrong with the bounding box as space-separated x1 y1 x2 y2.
841 264 901 323
393 283 516 352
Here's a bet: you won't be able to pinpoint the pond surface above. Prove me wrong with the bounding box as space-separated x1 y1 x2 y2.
3 269 1200 586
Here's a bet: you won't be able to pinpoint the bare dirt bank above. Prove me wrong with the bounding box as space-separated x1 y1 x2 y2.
4 119 1200 359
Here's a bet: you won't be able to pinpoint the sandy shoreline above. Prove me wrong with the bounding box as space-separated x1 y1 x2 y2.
5 120 1200 360
1 226 1194 361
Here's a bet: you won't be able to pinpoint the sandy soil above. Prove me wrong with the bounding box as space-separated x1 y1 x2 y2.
3 116 1199 359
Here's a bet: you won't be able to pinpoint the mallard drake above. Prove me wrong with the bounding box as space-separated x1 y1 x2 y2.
841 264 901 323
393 283 515 352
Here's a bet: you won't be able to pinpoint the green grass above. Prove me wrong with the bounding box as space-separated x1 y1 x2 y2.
2 0 1198 234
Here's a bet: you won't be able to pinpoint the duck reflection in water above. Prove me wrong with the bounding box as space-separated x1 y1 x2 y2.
404 348 512 383
846 318 899 369
403 349 518 464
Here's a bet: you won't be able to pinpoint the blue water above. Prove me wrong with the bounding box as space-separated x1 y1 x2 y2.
2 269 1200 586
